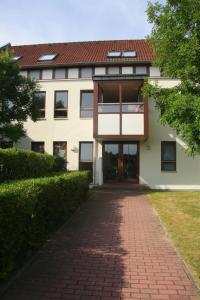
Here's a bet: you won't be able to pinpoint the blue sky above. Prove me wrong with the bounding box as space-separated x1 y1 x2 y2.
0 0 157 46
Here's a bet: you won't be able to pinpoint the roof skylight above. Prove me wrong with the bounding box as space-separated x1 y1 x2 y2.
107 50 137 58
122 51 137 57
13 56 22 61
38 54 57 61
107 51 121 58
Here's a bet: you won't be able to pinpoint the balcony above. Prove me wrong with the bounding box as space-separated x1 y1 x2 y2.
93 80 148 140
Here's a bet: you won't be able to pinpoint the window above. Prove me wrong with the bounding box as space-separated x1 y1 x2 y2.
38 54 57 61
68 68 79 79
122 51 136 57
80 68 93 78
0 141 13 149
161 142 176 171
79 142 93 179
35 92 46 118
42 69 53 80
54 69 66 79
29 70 41 80
107 66 120 75
13 56 22 61
54 91 68 118
80 91 93 118
53 142 67 159
107 51 121 57
31 142 44 153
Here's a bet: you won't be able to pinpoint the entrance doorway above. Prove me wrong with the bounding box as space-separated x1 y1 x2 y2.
103 142 139 183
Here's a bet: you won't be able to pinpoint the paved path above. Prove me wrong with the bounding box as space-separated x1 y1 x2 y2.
2 189 199 300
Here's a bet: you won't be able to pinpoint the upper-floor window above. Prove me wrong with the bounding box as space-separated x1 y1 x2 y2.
107 66 120 75
80 68 93 78
161 141 176 171
80 91 93 118
31 142 44 153
29 70 41 80
54 68 66 79
35 91 46 118
54 91 68 118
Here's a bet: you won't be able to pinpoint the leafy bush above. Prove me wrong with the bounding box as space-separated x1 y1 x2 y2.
52 156 66 172
0 148 65 181
0 171 89 280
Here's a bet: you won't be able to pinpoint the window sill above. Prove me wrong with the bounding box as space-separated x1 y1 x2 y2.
161 170 177 173
80 117 93 120
54 118 68 120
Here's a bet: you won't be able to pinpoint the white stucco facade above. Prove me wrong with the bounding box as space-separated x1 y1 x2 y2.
15 73 200 190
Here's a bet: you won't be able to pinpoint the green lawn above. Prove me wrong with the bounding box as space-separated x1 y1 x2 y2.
148 191 200 289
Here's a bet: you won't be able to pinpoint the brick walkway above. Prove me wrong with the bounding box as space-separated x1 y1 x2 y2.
2 189 199 300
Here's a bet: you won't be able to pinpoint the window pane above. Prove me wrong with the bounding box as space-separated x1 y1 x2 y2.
54 69 66 79
163 143 175 161
31 142 44 153
161 162 176 171
80 110 93 118
107 67 120 75
53 142 66 158
35 92 45 118
81 68 93 78
54 110 67 118
80 143 93 162
29 70 40 80
55 91 68 109
81 92 93 109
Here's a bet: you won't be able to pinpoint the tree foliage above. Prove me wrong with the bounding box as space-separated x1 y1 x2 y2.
145 0 200 154
0 50 40 142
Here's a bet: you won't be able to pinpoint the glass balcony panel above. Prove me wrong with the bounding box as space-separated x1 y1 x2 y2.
98 103 120 113
122 103 144 113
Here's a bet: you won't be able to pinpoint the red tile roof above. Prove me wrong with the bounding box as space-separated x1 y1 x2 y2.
12 39 155 68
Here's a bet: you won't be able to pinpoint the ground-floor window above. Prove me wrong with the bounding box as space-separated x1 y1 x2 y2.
79 142 93 180
31 142 45 153
53 142 67 159
161 141 176 171
0 141 13 149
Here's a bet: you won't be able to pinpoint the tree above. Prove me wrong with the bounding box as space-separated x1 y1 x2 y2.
0 50 40 143
145 0 200 154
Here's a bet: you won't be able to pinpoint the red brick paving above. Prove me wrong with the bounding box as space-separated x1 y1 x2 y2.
2 189 199 300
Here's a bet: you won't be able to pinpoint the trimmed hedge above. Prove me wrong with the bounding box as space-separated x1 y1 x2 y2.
0 171 89 280
0 148 65 181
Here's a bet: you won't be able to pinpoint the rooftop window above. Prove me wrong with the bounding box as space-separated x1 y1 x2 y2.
107 50 137 58
13 56 22 61
38 54 57 61
107 51 121 58
122 51 136 57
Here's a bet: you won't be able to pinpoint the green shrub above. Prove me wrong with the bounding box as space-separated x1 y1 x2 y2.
0 148 62 181
0 171 89 280
52 156 66 172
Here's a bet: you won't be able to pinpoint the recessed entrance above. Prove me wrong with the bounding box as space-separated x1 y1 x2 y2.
103 142 139 183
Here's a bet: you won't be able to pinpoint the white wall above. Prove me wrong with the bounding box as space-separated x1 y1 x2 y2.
140 94 200 190
16 79 94 171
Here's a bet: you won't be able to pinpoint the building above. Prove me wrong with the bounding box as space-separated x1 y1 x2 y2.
9 39 200 189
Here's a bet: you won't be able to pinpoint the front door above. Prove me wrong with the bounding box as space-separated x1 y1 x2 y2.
103 142 139 183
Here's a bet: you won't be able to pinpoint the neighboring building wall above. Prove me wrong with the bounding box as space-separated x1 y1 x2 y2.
16 79 94 171
140 78 200 190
